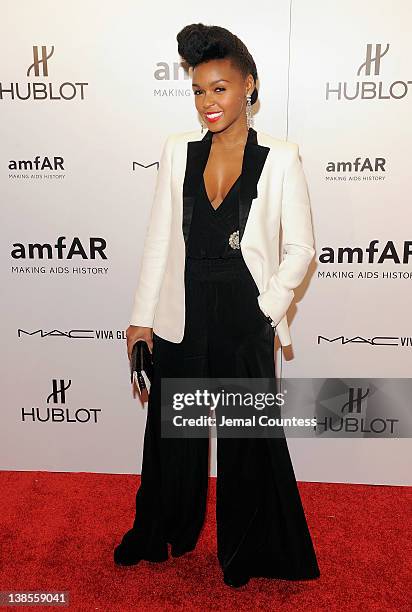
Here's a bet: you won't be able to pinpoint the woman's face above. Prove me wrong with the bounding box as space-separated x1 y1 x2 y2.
191 58 254 133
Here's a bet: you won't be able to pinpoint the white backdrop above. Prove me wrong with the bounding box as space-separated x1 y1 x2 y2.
1 0 410 485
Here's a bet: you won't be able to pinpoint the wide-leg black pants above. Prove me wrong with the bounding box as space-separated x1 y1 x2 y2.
123 255 320 580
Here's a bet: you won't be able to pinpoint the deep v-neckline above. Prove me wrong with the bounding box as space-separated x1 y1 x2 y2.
202 174 241 212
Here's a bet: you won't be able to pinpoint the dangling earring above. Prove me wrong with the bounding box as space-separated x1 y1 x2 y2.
246 93 253 129
200 120 206 133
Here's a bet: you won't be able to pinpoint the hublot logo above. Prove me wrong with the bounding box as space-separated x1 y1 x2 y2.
326 43 411 101
21 379 102 423
27 45 54 77
315 385 399 436
0 45 88 101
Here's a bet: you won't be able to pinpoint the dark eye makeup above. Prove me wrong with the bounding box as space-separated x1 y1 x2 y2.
193 87 226 95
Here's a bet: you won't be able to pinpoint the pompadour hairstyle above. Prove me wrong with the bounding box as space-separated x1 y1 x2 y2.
177 23 259 105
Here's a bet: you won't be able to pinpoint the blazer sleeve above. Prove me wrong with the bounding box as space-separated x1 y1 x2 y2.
257 142 315 326
129 134 174 328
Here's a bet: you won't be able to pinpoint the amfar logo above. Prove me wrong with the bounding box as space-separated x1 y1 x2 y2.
318 240 412 264
9 155 65 171
315 385 398 435
325 156 386 175
153 61 192 100
21 378 101 423
326 43 411 100
8 154 66 181
0 45 88 101
154 61 191 81
10 236 107 260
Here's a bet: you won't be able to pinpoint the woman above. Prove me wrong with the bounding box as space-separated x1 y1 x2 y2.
114 23 320 588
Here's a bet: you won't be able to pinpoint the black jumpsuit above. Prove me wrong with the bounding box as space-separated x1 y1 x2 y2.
120 170 321 580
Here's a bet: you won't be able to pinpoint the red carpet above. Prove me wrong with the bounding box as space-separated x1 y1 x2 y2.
0 471 410 611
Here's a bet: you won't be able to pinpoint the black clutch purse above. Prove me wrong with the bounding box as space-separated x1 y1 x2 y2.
130 340 153 394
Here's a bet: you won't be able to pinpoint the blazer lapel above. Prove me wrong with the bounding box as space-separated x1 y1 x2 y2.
238 128 270 242
182 127 270 245
182 132 212 245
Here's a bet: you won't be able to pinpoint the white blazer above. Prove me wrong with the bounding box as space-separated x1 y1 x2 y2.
129 127 315 348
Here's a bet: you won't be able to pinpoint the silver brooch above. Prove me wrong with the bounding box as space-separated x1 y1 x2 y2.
228 230 240 249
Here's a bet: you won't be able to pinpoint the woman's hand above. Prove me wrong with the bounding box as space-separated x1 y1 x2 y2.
126 325 153 361
126 325 153 404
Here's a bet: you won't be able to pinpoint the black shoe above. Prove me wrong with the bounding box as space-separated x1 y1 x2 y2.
114 542 169 566
114 527 169 566
113 543 143 567
171 546 195 557
223 569 250 588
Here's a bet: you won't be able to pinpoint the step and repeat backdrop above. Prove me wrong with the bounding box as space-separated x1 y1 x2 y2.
1 1 410 484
